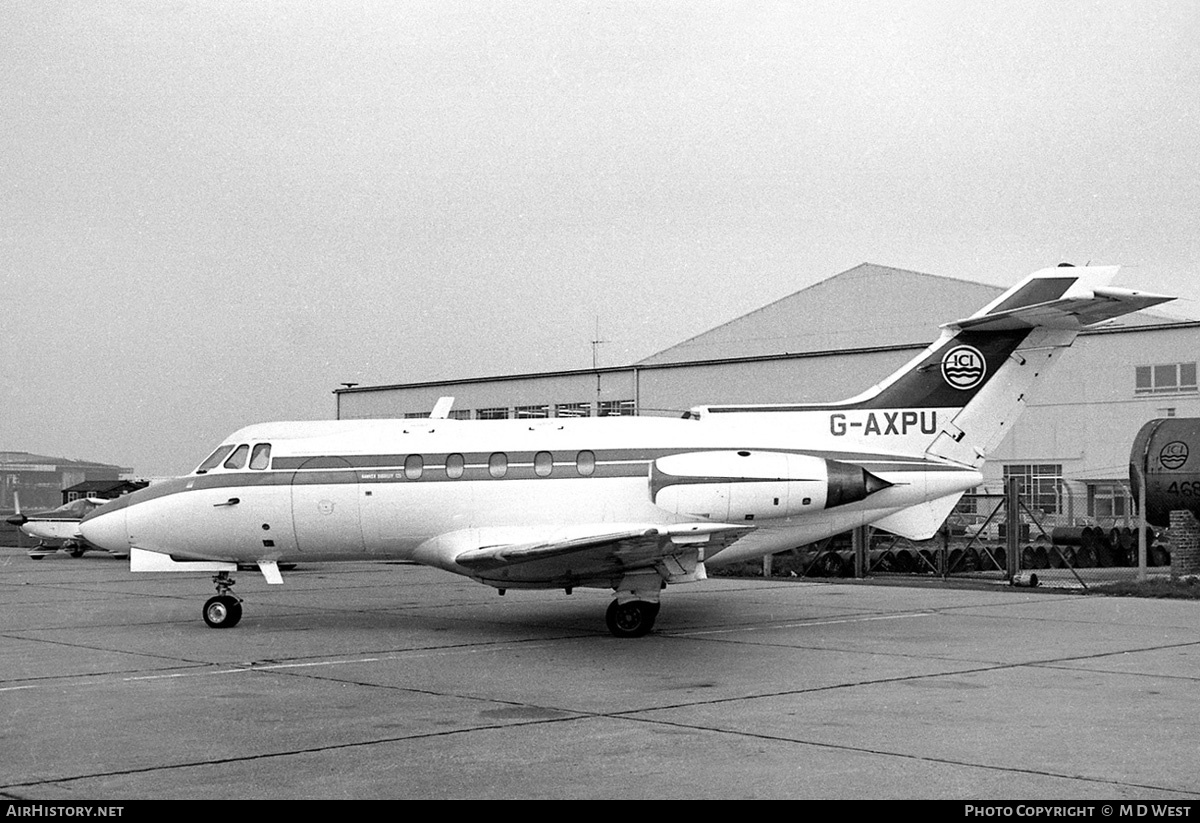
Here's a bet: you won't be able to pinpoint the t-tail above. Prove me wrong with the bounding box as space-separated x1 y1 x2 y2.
697 264 1173 467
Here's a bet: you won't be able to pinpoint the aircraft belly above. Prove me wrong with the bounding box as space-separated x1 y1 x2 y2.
23 522 82 541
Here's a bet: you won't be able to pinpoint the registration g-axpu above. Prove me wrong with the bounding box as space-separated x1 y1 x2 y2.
81 266 1171 637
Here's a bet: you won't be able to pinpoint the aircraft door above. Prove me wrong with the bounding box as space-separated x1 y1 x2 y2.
291 456 365 556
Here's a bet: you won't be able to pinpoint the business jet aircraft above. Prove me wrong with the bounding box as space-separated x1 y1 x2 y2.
80 265 1170 636
7 494 117 559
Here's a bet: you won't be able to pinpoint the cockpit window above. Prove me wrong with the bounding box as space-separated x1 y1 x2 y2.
197 445 235 474
249 443 272 470
224 444 250 470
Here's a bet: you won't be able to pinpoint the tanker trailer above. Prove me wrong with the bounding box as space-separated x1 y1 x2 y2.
1130 418 1200 527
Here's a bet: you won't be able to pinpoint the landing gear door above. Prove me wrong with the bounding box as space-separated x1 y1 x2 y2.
291 456 365 555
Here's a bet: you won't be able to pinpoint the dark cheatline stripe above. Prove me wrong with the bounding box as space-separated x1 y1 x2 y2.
110 445 975 510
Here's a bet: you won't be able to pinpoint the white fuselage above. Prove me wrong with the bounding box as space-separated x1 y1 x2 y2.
81 412 980 588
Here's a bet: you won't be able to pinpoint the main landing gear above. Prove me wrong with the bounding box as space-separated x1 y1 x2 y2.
605 600 660 638
203 571 243 629
605 571 664 638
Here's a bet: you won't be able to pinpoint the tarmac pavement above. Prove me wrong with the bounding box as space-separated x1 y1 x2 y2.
2 546 1198 800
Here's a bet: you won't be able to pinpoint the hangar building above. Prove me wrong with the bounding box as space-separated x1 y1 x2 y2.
336 264 1200 529
1 452 133 512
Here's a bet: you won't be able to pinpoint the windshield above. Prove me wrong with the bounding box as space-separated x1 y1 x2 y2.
196 445 235 474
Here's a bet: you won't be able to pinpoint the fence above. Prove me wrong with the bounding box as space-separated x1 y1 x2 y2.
751 478 1173 589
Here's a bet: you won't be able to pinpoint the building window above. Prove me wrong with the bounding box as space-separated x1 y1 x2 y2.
515 405 550 419
476 408 509 420
1136 363 1197 395
1087 482 1129 521
404 412 428 419
1003 464 1063 515
449 410 471 420
597 400 635 417
555 403 591 418
534 451 553 477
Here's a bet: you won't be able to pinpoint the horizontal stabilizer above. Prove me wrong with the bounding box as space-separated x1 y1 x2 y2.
948 266 1173 332
871 493 966 541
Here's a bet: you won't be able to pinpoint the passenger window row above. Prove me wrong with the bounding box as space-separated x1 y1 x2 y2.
401 450 596 480
197 446 596 478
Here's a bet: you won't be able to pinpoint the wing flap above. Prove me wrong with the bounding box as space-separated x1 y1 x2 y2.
454 522 754 582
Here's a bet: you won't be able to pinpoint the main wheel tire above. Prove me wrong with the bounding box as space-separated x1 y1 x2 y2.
605 600 658 638
203 595 243 629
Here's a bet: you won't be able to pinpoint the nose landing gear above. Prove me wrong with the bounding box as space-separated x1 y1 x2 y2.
203 571 243 628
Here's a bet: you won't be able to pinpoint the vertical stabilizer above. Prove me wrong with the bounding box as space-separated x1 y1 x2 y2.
698 265 1173 466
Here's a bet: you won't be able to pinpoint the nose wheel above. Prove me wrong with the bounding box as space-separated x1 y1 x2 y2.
203 571 242 628
203 595 243 628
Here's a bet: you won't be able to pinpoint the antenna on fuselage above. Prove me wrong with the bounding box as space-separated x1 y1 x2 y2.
592 316 608 400
430 397 456 419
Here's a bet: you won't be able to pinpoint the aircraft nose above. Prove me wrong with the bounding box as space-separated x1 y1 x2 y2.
80 501 129 553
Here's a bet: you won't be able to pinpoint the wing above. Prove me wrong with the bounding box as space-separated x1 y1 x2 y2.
453 522 754 587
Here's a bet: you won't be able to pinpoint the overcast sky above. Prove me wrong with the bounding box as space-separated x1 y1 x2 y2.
3 1 1198 478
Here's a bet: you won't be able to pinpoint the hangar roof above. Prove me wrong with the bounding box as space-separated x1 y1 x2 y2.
0 451 130 472
638 262 1181 366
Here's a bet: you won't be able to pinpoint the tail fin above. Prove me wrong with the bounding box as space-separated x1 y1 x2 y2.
699 265 1173 466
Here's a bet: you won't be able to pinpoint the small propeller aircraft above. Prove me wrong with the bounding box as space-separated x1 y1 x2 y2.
7 494 123 559
80 265 1171 636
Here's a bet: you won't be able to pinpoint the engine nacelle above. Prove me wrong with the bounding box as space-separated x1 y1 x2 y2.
650 450 891 522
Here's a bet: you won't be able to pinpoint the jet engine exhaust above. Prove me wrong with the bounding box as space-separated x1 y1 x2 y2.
825 460 893 508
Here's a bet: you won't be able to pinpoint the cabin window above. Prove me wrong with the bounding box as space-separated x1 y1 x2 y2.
197 445 234 473
445 453 465 479
223 444 250 470
534 451 553 477
404 454 424 480
249 443 272 470
489 452 508 478
576 450 595 477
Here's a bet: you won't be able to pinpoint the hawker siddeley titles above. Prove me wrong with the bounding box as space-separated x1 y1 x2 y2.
81 265 1171 637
